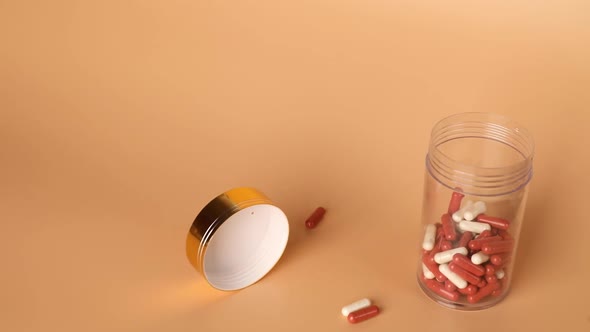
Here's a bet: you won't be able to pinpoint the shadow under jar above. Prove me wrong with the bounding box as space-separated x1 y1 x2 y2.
417 113 534 310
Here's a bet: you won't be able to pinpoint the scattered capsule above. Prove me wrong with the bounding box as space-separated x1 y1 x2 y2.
305 207 326 229
347 305 380 324
341 298 372 317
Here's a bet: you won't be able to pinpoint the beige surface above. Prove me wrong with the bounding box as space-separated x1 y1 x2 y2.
2 1 590 331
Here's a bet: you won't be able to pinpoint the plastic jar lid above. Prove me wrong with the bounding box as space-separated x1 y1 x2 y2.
186 188 289 291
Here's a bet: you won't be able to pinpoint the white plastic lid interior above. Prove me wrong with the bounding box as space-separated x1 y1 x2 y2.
203 204 289 290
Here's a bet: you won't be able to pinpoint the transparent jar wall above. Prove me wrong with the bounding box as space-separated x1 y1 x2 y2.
416 113 534 310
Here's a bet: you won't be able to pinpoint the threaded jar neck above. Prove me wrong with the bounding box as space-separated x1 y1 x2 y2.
426 113 534 197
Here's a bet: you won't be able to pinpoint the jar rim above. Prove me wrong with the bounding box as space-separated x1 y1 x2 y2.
427 112 534 196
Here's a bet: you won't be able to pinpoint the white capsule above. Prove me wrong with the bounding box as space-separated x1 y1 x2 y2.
341 298 372 317
438 263 467 289
471 252 490 265
422 224 437 251
422 263 435 279
452 200 473 222
458 220 491 234
433 247 468 264
495 269 505 280
463 201 487 221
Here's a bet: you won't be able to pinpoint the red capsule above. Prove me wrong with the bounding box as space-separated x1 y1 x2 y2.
425 279 459 301
457 231 473 248
441 214 457 241
457 284 478 295
347 305 380 324
436 224 444 240
467 282 501 303
486 274 498 284
428 233 443 260
491 288 503 297
448 190 465 215
445 280 458 292
491 254 511 267
498 229 513 240
305 207 326 229
449 262 482 285
468 235 503 251
476 215 510 230
422 252 447 282
477 230 493 239
452 254 485 276
477 280 487 288
441 240 453 251
482 239 514 255
485 263 496 276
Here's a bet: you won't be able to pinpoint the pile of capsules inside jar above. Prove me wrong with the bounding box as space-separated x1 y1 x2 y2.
419 190 514 305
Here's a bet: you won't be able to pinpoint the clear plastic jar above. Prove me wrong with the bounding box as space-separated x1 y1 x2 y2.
417 113 534 310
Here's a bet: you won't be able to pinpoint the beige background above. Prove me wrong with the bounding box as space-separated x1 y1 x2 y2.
2 1 590 331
